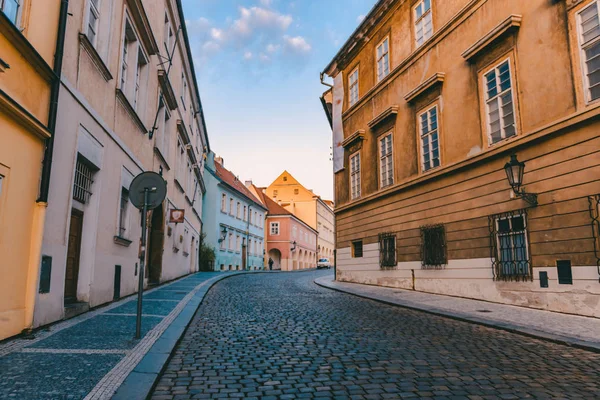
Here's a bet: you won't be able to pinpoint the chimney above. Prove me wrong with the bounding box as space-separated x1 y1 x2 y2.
215 156 224 166
245 180 253 187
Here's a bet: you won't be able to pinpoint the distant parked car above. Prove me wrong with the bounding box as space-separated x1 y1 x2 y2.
317 258 332 269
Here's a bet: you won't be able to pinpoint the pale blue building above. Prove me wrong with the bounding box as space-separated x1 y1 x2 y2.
202 153 267 271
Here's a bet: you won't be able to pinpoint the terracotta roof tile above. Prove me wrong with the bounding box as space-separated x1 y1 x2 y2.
214 162 265 208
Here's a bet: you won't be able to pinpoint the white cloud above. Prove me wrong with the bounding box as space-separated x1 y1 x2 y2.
283 35 311 54
259 0 273 6
231 7 292 41
244 51 253 60
266 43 280 53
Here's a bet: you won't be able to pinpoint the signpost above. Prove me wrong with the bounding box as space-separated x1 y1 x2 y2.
129 172 167 339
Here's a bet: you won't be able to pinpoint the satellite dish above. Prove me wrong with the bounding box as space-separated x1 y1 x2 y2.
129 172 167 210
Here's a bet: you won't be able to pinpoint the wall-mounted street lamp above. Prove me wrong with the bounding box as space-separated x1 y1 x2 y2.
504 154 538 207
290 241 297 252
218 226 227 243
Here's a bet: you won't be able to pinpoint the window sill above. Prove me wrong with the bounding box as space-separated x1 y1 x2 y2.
116 88 148 134
79 33 112 81
153 146 171 170
113 236 133 247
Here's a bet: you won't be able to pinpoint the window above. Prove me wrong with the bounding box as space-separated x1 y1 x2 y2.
237 202 241 218
379 133 393 188
350 152 361 200
221 194 227 212
236 235 240 252
254 211 258 226
73 157 94 204
86 0 101 46
273 190 278 197
118 187 129 237
155 94 171 158
220 233 226 251
1 0 21 26
352 241 363 258
134 48 147 110
349 67 359 106
579 2 600 102
120 35 129 90
164 13 173 53
181 73 188 108
414 0 433 47
228 233 233 251
243 206 247 221
419 105 440 171
283 176 288 181
229 198 234 215
484 59 516 144
376 37 390 82
294 189 299 195
270 222 280 235
490 211 531 281
379 233 396 268
420 224 447 268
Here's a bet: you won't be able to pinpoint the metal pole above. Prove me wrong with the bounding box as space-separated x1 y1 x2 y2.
135 188 149 339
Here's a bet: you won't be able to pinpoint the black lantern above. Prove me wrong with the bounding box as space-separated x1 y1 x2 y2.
504 154 537 206
218 226 227 243
291 241 297 252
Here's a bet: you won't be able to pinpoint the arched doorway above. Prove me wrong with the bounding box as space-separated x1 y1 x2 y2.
268 248 281 270
147 203 164 285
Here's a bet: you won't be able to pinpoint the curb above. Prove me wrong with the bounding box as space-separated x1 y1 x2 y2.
112 271 274 400
314 277 600 354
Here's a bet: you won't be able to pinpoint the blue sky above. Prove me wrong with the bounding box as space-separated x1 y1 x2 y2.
181 0 377 200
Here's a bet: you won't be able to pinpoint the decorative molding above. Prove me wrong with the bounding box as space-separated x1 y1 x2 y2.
462 15 522 62
116 88 147 134
367 105 399 129
341 129 366 149
566 0 585 11
125 0 159 55
0 88 51 139
174 178 185 193
113 236 133 247
176 120 191 144
0 57 9 72
404 73 446 103
79 34 113 81
157 70 178 110
153 146 171 170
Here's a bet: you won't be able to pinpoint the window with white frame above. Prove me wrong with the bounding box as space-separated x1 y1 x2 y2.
181 73 188 109
237 202 241 218
164 12 173 54
349 67 359 106
414 0 433 47
579 2 600 102
376 38 390 82
379 133 393 188
120 35 129 90
133 48 147 110
120 18 148 111
254 211 258 226
118 187 129 237
220 233 226 250
492 211 531 280
243 206 247 221
419 105 440 171
350 152 361 200
228 232 233 251
484 59 516 144
221 193 227 212
86 0 101 46
229 198 234 215
1 0 21 26
270 222 280 235
236 235 240 252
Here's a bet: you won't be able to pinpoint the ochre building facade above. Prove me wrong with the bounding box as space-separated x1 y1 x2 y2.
323 0 600 317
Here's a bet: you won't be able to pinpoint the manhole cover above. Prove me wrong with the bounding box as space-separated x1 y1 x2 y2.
476 309 492 313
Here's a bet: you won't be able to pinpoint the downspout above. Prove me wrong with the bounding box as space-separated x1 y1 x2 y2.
246 205 251 271
25 0 69 333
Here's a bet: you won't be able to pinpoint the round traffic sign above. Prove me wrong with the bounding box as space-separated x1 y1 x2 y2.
128 172 167 210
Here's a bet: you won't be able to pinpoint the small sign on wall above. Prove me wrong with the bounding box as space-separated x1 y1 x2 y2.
169 209 185 224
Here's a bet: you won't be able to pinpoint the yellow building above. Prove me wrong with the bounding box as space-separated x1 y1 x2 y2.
0 1 62 339
266 171 335 261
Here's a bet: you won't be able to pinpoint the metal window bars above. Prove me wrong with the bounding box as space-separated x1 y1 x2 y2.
73 158 94 204
379 232 396 268
588 195 600 282
489 209 532 282
420 224 447 269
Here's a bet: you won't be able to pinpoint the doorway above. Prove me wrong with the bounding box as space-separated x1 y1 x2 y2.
65 209 83 304
148 204 164 285
242 244 247 270
268 248 282 270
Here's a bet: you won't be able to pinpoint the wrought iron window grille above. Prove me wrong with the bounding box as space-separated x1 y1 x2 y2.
420 224 448 269
352 240 363 258
73 157 95 204
588 195 600 282
489 209 533 282
379 232 396 268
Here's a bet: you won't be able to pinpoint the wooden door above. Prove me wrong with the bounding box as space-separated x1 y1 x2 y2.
65 209 83 303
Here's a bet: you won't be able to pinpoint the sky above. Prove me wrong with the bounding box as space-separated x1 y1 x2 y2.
181 0 377 200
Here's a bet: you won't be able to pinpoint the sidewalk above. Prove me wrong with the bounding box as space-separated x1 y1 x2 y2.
315 275 600 353
0 271 246 400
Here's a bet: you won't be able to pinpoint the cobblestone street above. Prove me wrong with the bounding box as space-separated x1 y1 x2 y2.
152 270 600 400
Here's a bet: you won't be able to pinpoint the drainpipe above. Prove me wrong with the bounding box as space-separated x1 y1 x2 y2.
24 0 69 334
246 205 251 271
38 0 69 203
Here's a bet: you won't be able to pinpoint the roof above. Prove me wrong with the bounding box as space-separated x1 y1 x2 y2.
214 162 266 210
250 185 291 216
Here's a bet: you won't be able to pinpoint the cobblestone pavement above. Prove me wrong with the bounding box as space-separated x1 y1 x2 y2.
152 270 600 400
0 271 232 400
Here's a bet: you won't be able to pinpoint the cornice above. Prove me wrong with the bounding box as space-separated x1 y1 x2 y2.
0 88 51 140
341 129 366 148
176 120 191 144
367 105 399 129
79 34 113 81
404 73 445 103
462 14 522 62
126 0 160 55
158 70 178 110
0 12 55 82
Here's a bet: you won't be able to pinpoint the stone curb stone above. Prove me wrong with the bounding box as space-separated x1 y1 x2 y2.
314 276 600 354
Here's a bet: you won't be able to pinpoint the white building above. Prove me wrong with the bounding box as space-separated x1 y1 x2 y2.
34 0 209 326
